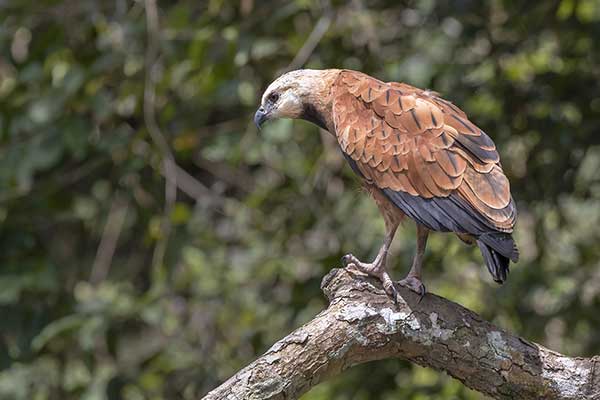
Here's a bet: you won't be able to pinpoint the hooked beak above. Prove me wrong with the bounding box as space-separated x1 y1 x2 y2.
254 107 269 130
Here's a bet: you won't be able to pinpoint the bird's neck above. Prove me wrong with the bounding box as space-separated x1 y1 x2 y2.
298 69 341 133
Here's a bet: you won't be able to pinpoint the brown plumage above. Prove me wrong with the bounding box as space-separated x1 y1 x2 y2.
255 69 518 299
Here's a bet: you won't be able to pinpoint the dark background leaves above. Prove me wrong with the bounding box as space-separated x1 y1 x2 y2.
0 0 599 399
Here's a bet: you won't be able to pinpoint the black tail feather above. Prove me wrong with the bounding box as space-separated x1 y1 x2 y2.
478 232 519 262
477 240 510 284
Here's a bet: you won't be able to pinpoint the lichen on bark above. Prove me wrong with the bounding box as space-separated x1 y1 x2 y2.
203 268 600 400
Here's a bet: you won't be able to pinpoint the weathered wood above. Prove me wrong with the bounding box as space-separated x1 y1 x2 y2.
203 268 600 400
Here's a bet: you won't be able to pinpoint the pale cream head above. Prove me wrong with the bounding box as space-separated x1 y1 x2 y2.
254 69 340 129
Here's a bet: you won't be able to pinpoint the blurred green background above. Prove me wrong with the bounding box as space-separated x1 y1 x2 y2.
1 0 600 399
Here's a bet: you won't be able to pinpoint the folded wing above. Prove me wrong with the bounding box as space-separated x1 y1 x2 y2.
331 70 516 236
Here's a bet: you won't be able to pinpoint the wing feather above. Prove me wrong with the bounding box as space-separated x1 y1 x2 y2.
332 70 516 234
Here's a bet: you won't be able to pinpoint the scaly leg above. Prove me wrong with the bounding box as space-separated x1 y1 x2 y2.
398 223 429 298
341 221 400 300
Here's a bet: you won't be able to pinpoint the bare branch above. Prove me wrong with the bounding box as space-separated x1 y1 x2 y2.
143 0 177 270
285 10 332 72
159 161 213 202
202 268 600 400
90 193 129 285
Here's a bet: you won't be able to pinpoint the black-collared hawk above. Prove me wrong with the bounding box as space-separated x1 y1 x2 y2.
254 69 518 299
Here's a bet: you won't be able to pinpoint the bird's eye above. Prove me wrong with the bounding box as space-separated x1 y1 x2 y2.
268 92 279 103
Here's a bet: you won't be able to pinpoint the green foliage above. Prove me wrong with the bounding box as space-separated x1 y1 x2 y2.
1 0 599 398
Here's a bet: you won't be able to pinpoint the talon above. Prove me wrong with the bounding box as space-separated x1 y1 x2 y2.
389 284 401 306
341 254 354 268
398 276 427 300
382 279 394 296
381 272 399 303
340 253 401 304
341 254 350 267
418 283 426 303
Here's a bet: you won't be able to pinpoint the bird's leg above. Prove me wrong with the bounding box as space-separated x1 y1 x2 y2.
341 222 399 300
398 223 429 298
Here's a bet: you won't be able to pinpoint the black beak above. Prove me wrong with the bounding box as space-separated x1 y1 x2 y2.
254 107 268 130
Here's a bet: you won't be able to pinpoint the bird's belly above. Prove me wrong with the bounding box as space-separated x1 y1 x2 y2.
365 181 477 245
363 182 406 227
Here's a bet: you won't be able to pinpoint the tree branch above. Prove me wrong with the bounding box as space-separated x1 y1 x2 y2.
144 0 177 271
202 267 600 400
285 0 333 73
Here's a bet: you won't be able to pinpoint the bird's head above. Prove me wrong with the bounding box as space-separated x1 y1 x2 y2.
254 69 340 130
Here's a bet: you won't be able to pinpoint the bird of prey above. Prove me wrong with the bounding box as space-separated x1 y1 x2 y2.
254 69 518 299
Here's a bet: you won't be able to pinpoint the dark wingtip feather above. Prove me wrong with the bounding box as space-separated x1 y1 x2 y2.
477 240 510 284
478 232 519 263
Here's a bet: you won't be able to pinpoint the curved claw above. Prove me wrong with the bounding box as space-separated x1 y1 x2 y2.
340 253 401 305
341 254 354 267
398 276 427 302
381 272 400 305
417 284 426 303
341 254 361 273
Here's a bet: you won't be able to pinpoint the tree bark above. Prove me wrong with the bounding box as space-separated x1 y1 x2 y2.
202 268 600 400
